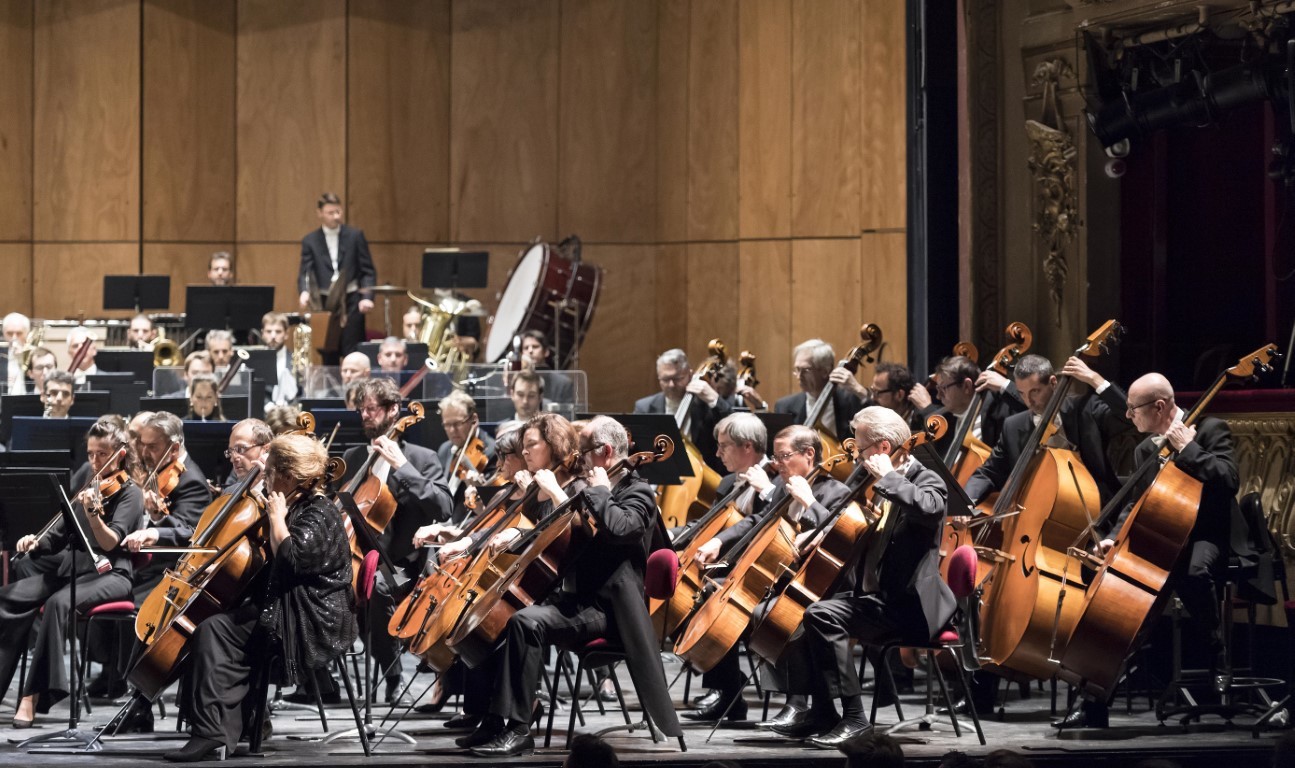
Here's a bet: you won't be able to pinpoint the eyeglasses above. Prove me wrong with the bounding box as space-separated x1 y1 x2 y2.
657 374 688 384
1126 400 1160 414
224 443 267 458
792 366 818 376
935 381 961 393
873 388 899 396
772 450 802 462
442 418 472 430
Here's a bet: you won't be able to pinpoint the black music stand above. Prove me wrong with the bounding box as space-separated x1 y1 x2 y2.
421 249 489 290
185 286 274 332
18 476 104 751
754 411 796 456
103 275 170 313
591 413 687 487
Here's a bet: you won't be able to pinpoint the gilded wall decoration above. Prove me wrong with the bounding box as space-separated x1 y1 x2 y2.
1025 59 1079 327
1223 412 1295 559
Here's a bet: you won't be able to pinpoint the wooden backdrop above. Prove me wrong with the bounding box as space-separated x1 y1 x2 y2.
0 0 907 411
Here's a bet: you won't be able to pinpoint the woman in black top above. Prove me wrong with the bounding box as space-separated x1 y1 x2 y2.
4 415 144 727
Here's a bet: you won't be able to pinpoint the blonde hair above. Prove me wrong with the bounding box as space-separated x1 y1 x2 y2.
266 433 329 492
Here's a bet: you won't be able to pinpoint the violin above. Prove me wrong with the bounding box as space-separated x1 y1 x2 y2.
140 440 185 517
16 447 129 562
447 426 489 497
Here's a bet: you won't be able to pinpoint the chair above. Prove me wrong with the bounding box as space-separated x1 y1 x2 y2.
543 547 687 752
869 545 986 744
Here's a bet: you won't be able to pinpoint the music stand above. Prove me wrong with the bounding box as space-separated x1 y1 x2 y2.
422 249 489 290
103 275 170 313
18 476 105 751
754 412 796 456
184 286 275 332
590 413 687 487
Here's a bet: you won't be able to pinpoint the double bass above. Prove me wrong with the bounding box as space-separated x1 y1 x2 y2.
972 320 1124 681
656 340 727 528
1058 344 1278 698
804 324 883 482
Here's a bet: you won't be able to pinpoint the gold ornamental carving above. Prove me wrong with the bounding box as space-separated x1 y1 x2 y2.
1221 412 1295 559
1025 59 1079 327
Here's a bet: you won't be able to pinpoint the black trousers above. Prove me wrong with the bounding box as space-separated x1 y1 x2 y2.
86 559 169 682
489 598 609 727
364 569 403 683
777 595 903 705
701 646 744 697
182 602 267 750
1173 538 1223 648
0 569 131 713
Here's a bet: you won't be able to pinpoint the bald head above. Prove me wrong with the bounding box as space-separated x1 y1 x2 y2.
1129 373 1174 405
340 352 372 385
1126 372 1177 435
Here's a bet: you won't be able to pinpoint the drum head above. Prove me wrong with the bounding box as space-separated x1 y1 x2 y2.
486 244 546 362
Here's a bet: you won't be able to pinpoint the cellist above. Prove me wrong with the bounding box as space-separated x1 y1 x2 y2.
767 407 953 749
330 377 451 706
1 416 144 728
469 416 682 758
634 348 731 474
166 433 357 763
1064 373 1240 730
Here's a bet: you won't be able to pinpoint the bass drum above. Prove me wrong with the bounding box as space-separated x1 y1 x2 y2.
485 242 602 369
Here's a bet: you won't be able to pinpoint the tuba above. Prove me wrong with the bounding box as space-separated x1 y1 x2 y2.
151 326 180 367
407 291 478 377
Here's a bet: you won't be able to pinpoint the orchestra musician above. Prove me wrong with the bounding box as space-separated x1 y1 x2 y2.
3 311 30 394
65 326 99 386
336 377 452 704
518 330 575 404
297 192 377 361
25 346 57 395
340 351 372 386
128 314 157 350
508 369 546 422
261 313 299 406
435 390 497 521
166 433 357 763
204 330 235 374
766 406 953 748
467 416 682 758
41 370 75 419
776 339 867 443
925 354 1025 456
377 336 408 374
0 416 143 728
184 374 226 422
871 361 942 437
635 348 732 474
164 351 214 399
217 418 273 492
207 251 234 286
402 305 421 341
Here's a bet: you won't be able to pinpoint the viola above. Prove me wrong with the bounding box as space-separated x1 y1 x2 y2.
656 339 727 528
141 440 186 518
803 324 883 482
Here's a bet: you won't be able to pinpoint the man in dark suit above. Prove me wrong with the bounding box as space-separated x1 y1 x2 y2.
775 339 867 444
964 353 1132 509
923 355 1026 465
339 377 453 704
634 349 731 474
435 390 496 522
768 406 953 748
471 416 683 757
297 192 377 361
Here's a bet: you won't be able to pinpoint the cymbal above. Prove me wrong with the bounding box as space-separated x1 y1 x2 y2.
368 285 410 296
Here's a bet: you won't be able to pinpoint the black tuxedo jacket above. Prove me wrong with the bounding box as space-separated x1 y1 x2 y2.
298 225 378 307
633 391 731 474
774 387 866 444
341 440 452 568
981 385 1027 450
714 474 852 551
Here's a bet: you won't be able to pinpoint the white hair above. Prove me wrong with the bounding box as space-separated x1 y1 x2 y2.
849 405 910 449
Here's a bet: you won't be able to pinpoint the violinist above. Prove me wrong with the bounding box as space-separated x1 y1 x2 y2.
634 348 731 474
964 354 1132 508
436 390 497 521
335 377 451 705
776 339 866 443
1063 373 1240 730
0 416 143 728
167 433 357 763
468 416 682 758
768 407 952 748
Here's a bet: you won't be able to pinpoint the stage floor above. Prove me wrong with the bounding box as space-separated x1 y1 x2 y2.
0 654 1284 767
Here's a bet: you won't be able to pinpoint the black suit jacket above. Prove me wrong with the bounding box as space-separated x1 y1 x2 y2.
1106 416 1239 550
714 474 852 551
150 459 214 547
298 225 378 306
341 440 452 568
964 384 1132 508
633 391 731 474
981 385 1027 450
774 387 866 444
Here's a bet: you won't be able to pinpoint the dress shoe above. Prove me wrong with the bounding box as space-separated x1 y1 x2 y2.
808 720 874 750
11 717 33 729
769 709 836 739
1051 702 1108 729
756 704 805 729
692 689 721 709
683 694 747 722
455 716 504 749
469 727 535 758
87 676 127 701
163 735 227 763
115 702 155 734
597 679 618 703
283 686 340 706
443 712 482 731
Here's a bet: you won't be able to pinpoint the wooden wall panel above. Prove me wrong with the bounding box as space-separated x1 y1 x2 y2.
236 0 346 242
738 240 793 402
143 243 236 314
0 245 32 316
143 0 236 242
348 0 450 244
790 239 862 372
362 243 422 338
559 0 657 243
859 0 906 231
685 243 739 363
449 0 559 244
655 245 688 350
738 0 792 240
0 2 32 242
656 0 689 243
791 0 860 237
33 244 138 319
578 245 660 412
686 0 739 242
235 244 302 313
34 0 140 242
860 232 907 364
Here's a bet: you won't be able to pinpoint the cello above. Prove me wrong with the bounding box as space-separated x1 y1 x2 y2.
972 320 1124 681
672 450 852 673
1058 344 1278 698
804 324 883 482
656 340 728 528
339 401 425 539
748 417 946 665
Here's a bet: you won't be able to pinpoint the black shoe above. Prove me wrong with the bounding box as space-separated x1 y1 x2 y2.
455 716 504 749
769 709 836 739
469 728 535 758
87 676 127 701
597 680 618 703
683 694 747 722
163 736 227 763
808 720 874 750
1052 703 1109 729
115 702 155 735
283 686 341 705
443 712 482 731
691 689 721 709
385 678 411 707
871 688 897 710
756 704 805 729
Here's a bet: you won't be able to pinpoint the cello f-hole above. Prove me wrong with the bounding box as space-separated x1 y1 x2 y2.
1019 535 1034 577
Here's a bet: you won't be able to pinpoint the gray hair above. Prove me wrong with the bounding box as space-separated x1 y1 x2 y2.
775 424 823 462
204 329 234 347
143 410 186 445
850 406 910 449
586 415 630 460
3 313 30 333
1013 354 1053 383
656 348 688 370
793 339 835 373
715 412 766 451
380 336 407 353
232 418 273 446
438 390 478 418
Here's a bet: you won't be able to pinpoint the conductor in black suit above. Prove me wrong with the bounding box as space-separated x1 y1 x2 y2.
773 339 867 443
297 192 377 361
633 348 731 474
